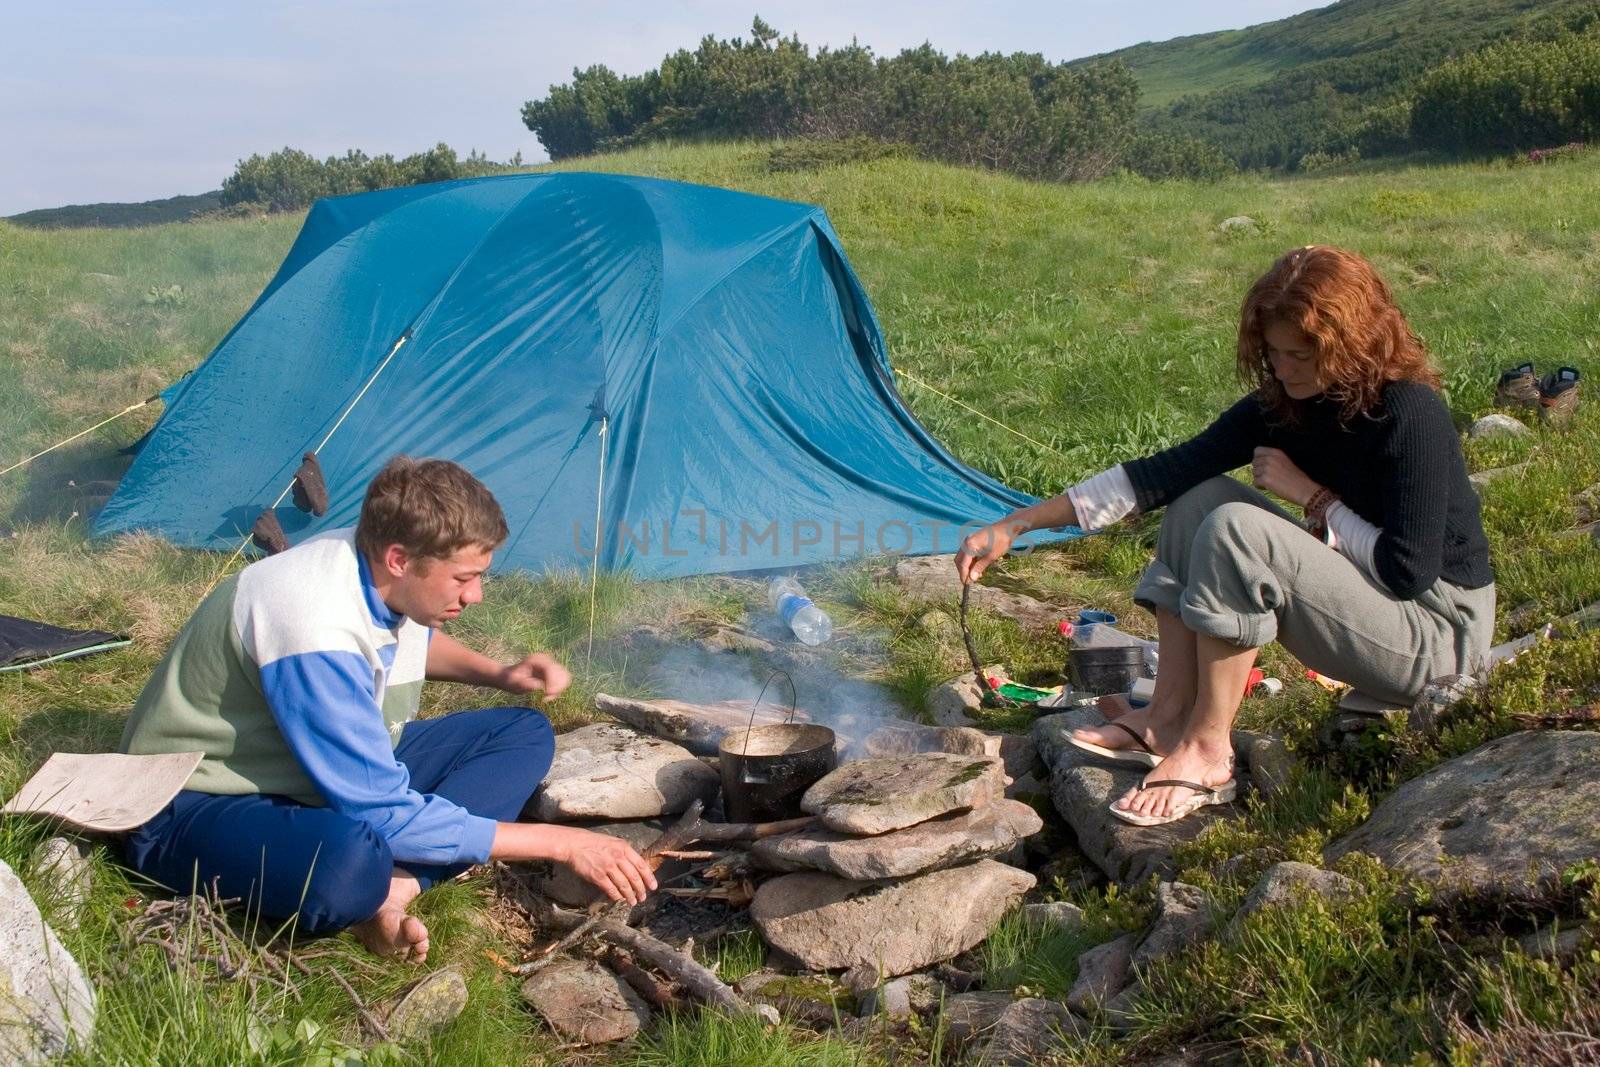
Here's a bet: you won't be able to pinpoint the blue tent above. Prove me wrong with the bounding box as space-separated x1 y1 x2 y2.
96 173 1075 577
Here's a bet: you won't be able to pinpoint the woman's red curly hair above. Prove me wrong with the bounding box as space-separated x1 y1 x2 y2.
1237 245 1440 422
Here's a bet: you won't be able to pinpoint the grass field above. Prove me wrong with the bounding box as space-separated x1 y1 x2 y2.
2 143 1599 1064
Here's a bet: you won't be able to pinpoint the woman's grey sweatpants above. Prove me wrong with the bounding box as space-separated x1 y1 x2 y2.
1133 477 1495 704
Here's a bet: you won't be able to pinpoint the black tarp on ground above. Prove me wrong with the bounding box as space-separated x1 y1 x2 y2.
0 614 130 672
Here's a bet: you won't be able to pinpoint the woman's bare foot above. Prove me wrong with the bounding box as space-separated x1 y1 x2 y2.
352 906 430 963
1113 738 1235 820
1071 697 1186 758
350 870 428 963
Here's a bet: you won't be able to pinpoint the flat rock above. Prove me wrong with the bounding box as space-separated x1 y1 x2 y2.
750 799 1041 879
527 723 719 822
1101 983 1142 1031
1034 710 1242 882
594 693 813 756
939 989 1016 1043
977 997 1081 1065
926 668 1001 727
1243 734 1294 798
1218 215 1257 232
800 753 1006 835
1023 901 1085 931
734 970 856 1024
385 967 468 1041
751 860 1034 977
1326 731 1600 900
0 859 96 1065
1132 882 1212 972
856 976 915 1018
1470 461 1531 493
1065 932 1137 1014
894 556 1062 631
527 821 689 907
1468 413 1531 439
1234 862 1360 927
29 837 93 925
520 957 650 1044
1518 922 1590 963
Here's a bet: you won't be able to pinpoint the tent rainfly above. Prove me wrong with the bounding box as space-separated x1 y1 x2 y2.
96 173 1075 577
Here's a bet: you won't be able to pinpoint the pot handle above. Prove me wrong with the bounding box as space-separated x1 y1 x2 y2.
739 669 798 758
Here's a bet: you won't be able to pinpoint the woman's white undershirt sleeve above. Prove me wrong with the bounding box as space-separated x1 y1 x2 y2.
1325 500 1386 588
1065 465 1138 532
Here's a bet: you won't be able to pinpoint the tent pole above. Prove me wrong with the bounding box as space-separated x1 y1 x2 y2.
584 415 610 676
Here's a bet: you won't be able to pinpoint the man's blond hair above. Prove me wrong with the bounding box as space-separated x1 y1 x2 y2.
355 456 508 562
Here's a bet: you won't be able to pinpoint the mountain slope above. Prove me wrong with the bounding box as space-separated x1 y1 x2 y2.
1079 0 1595 111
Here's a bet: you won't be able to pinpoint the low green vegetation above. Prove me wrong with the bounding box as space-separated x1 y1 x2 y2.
4 192 224 230
523 18 1140 183
220 143 524 214
2 143 1599 1062
1084 0 1600 169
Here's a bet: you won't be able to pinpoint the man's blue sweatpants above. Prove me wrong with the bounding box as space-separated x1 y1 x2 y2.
121 706 554 935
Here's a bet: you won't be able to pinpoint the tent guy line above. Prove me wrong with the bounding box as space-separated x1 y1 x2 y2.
199 330 412 600
0 393 162 480
894 368 1067 458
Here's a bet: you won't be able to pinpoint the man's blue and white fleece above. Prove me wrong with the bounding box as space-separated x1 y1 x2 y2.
120 528 498 867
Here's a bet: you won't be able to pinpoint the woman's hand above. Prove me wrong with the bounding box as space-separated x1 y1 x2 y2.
956 519 1028 584
1251 447 1320 507
498 652 572 698
550 826 658 905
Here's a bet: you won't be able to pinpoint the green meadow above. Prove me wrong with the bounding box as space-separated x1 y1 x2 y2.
1 142 1598 1063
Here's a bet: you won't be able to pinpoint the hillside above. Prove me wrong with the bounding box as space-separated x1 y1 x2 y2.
5 190 223 229
1077 0 1593 112
3 144 1599 1063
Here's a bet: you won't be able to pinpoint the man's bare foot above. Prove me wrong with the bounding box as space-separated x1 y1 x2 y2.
350 870 428 963
352 906 430 963
1071 699 1185 758
1113 739 1235 820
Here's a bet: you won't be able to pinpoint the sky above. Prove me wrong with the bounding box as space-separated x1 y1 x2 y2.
2 1 1328 215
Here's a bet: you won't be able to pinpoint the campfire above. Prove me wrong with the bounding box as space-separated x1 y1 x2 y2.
502 692 1043 1046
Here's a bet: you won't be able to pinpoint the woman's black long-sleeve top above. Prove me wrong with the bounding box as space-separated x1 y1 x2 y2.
1121 380 1494 600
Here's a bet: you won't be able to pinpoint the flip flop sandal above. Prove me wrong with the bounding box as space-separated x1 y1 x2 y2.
1065 720 1165 768
1109 777 1238 826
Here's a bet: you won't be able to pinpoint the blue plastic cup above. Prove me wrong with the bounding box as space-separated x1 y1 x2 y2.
1074 609 1118 641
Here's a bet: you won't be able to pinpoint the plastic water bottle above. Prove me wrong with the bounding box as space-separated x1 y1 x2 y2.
767 577 833 645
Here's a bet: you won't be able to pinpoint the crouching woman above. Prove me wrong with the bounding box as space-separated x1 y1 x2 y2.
958 246 1495 826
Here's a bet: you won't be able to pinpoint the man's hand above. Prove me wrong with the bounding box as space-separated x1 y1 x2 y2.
498 652 571 698
957 519 1027 584
551 826 657 905
1251 447 1320 507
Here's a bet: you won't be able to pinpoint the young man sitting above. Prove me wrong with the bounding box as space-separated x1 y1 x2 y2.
119 455 655 962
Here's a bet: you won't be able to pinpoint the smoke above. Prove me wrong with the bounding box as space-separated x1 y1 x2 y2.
640 608 902 742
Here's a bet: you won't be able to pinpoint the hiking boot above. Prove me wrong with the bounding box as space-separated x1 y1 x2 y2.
1538 366 1581 426
1494 362 1539 409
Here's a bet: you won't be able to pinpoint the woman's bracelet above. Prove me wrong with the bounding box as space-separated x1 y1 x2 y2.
1304 486 1338 524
